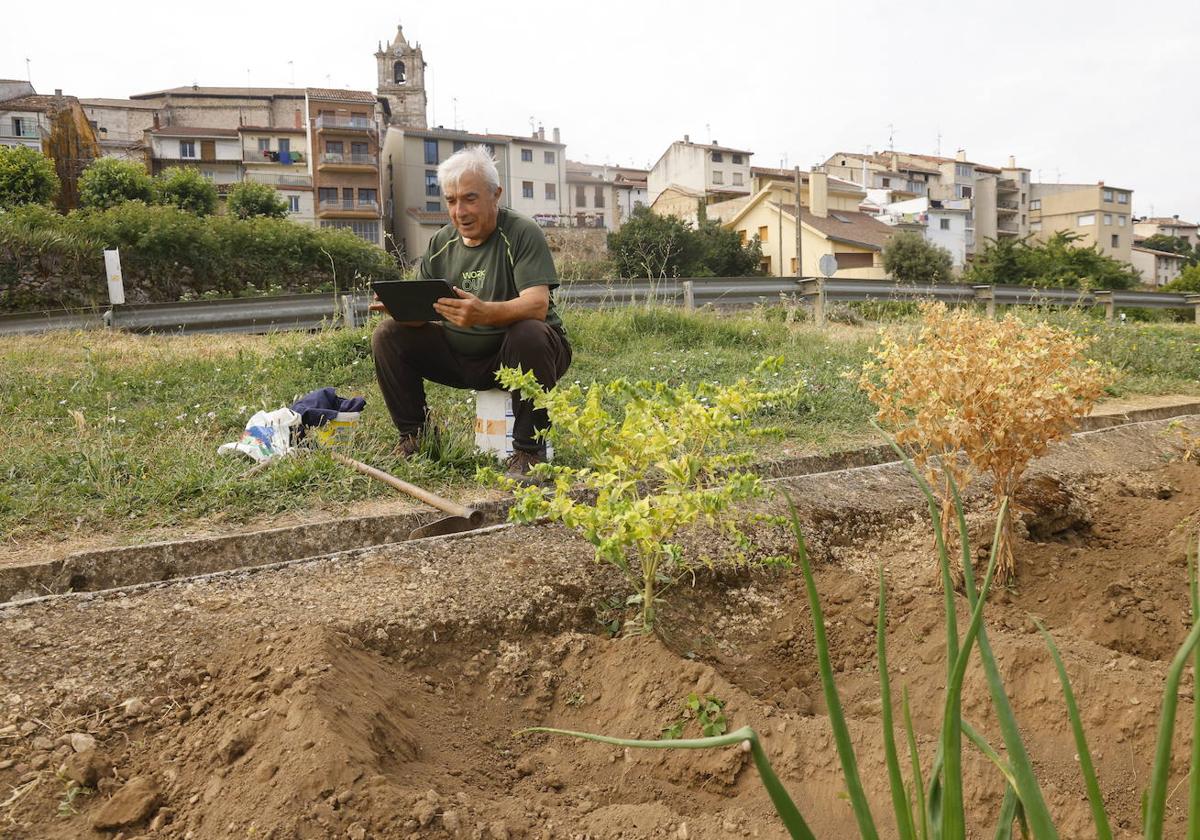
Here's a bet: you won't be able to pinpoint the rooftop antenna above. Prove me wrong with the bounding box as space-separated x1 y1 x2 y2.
452 97 458 130
888 123 895 151
1055 167 1061 183
936 127 942 156
246 68 251 88
529 115 535 135
25 57 31 82
288 60 294 86
705 123 711 143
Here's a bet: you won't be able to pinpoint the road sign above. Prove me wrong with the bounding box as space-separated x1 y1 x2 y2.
818 254 838 278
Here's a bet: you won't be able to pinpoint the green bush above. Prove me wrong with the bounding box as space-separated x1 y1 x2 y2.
607 205 761 279
883 230 954 284
0 202 400 310
153 167 218 216
227 181 289 219
965 231 1141 290
0 145 60 209
78 158 153 210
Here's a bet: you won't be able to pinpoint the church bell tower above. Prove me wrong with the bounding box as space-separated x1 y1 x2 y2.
376 24 428 128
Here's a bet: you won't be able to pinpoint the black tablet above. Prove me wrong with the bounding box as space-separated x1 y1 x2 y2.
372 279 456 322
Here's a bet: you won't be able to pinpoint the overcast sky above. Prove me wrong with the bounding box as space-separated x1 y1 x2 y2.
8 0 1199 221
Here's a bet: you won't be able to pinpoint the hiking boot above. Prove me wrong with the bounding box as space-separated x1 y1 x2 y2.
390 432 422 460
505 449 548 484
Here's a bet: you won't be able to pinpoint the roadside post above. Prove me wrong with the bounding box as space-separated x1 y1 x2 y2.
103 249 125 330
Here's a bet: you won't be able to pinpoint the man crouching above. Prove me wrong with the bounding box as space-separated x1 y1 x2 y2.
371 145 572 480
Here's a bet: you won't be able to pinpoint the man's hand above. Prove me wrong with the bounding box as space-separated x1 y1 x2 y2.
434 286 491 328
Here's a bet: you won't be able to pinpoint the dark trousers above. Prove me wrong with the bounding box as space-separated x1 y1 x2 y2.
371 319 572 453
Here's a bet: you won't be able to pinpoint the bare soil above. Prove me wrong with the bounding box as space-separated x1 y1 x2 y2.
2 420 1200 839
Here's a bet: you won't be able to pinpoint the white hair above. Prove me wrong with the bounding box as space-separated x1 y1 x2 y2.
437 145 500 193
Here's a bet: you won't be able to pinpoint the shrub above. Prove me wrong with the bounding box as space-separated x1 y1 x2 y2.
226 181 289 219
0 145 60 209
483 359 801 632
964 231 1141 290
78 158 153 210
606 205 762 279
153 166 218 215
883 230 954 284
859 303 1108 581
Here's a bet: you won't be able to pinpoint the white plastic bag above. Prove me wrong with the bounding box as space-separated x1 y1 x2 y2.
217 408 301 462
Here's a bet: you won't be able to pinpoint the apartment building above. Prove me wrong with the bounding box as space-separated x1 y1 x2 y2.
823 152 935 200
872 196 972 268
1131 246 1187 287
1134 216 1199 249
308 88 385 246
499 128 565 223
564 162 617 230
1029 182 1133 263
145 126 243 196
648 136 752 224
239 126 313 224
610 167 649 223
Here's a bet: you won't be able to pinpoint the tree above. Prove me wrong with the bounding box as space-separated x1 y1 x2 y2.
226 181 289 219
964 232 1140 290
1139 234 1199 267
1164 264 1200 293
686 218 761 277
78 158 153 210
154 166 218 216
0 145 61 209
883 231 954 284
607 206 695 279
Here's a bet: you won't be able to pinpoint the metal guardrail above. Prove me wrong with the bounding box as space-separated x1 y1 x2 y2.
2 279 1199 337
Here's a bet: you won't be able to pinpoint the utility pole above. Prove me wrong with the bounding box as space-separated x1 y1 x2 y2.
794 166 803 277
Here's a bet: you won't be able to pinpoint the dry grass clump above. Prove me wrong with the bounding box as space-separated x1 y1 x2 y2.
859 303 1109 581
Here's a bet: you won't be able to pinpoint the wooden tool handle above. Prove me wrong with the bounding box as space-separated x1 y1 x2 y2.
330 451 483 525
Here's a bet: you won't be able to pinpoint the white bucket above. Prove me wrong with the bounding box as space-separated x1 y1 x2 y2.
474 390 553 461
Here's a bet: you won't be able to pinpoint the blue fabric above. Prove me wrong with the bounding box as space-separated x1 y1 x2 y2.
279 151 292 164
290 387 366 428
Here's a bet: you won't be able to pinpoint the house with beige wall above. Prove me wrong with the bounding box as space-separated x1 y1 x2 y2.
565 162 618 230
500 128 565 223
647 137 752 224
1131 246 1187 287
1029 182 1133 263
239 126 313 225
1134 216 1198 249
724 168 892 278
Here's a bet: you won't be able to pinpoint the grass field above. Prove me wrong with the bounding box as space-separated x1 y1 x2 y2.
1 305 1198 545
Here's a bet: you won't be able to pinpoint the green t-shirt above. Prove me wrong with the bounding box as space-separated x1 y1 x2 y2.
416 208 563 357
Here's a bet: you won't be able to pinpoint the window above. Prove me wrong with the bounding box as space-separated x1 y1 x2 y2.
955 163 971 178
277 138 290 154
1117 192 1128 204
712 151 724 163
12 117 26 136
758 225 768 242
179 140 196 158
351 141 368 157
258 138 270 152
1021 172 1028 183
1104 214 1113 225
732 154 743 165
358 188 377 206
1077 214 1095 226
318 187 337 204
544 151 555 165
1021 215 1026 225
835 252 874 269
423 139 438 165
1020 192 1025 204
594 186 604 208
1030 199 1041 210
288 195 300 213
545 183 556 200
940 218 951 230
521 148 533 162
759 256 771 274
1111 234 1119 248
1102 189 1114 202
425 170 439 197
957 184 972 199
576 185 586 207
201 169 214 180
453 140 465 153
1031 221 1042 232
325 140 343 155
426 201 442 212
882 177 891 188
1118 215 1126 227
320 219 379 243
712 170 724 184
522 181 534 199
393 60 406 84
791 257 798 274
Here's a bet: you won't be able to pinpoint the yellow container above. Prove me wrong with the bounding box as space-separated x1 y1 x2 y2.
313 411 361 448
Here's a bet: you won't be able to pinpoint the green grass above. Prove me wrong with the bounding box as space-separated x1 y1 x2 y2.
1 306 1199 544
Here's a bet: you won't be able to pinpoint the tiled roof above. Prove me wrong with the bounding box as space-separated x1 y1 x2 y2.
238 125 307 133
776 204 895 251
79 98 159 109
133 86 302 99
1133 246 1189 258
305 88 378 103
1141 216 1198 228
150 126 239 137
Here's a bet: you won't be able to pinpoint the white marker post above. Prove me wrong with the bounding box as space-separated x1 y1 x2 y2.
103 249 125 330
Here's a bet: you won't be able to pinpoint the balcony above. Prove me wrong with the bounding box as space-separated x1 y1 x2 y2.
318 198 380 215
0 126 42 140
245 171 312 188
997 200 1019 212
315 115 376 134
997 178 1018 192
997 223 1020 235
318 152 378 170
242 150 306 164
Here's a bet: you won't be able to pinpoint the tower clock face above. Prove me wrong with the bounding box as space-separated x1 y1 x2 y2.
394 47 403 56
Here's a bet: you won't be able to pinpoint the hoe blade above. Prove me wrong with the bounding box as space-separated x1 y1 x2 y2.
408 515 476 540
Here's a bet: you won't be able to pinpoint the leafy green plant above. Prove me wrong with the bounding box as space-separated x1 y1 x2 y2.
481 359 801 632
153 166 218 215
521 448 1200 838
55 780 91 817
0 145 60 209
662 693 727 739
883 230 955 284
227 181 289 219
78 158 153 210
